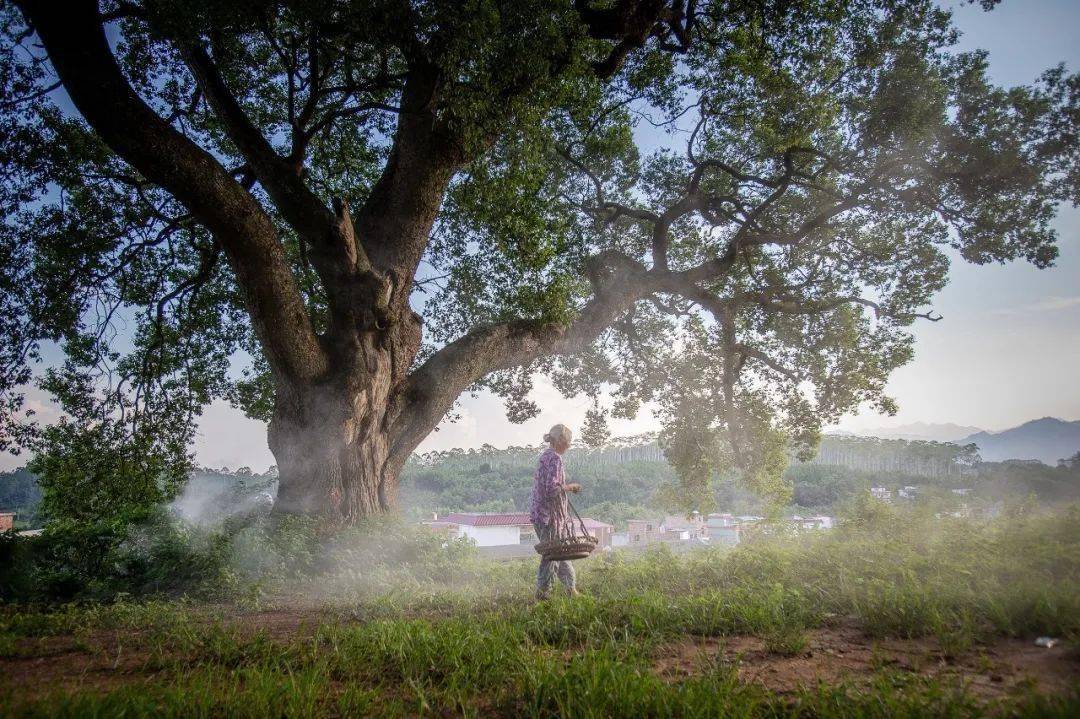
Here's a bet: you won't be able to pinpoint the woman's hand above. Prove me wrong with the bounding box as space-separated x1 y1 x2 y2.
564 483 582 494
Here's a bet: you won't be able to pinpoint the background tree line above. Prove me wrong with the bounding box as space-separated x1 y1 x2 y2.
4 434 1078 531
398 436 1078 523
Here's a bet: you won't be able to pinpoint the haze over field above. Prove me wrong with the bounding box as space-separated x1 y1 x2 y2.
833 422 983 442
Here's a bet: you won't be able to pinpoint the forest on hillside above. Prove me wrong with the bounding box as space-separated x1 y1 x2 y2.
398 435 1080 525
4 434 1078 531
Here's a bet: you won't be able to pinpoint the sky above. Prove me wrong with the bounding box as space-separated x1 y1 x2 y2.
2 1 1079 473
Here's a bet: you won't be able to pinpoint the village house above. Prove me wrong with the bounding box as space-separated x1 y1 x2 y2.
661 511 707 542
0 511 14 533
870 486 893 502
706 512 735 528
423 512 613 549
790 515 835 531
625 518 661 545
480 510 822 552
573 518 614 547
610 512 793 550
710 524 741 546
735 515 764 524
701 513 735 545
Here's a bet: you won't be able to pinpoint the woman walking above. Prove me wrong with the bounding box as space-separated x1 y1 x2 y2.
529 423 582 599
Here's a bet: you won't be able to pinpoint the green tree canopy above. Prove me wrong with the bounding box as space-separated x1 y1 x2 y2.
1 0 1077 519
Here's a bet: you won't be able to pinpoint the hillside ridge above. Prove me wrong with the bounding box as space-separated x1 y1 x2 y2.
958 417 1080 464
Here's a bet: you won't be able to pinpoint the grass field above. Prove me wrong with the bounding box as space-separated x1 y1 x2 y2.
1 505 1078 717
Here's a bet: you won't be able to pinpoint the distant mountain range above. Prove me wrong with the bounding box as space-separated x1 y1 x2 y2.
957 418 1080 465
849 422 984 443
826 418 1080 464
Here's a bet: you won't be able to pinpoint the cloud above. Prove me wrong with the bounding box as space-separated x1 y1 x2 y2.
416 373 662 453
192 400 274 471
418 403 481 452
992 296 1080 316
1025 296 1080 312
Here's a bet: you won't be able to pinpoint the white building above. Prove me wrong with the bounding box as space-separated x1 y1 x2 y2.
664 527 692 541
870 487 892 502
426 512 613 548
661 513 706 541
791 515 834 530
440 513 523 546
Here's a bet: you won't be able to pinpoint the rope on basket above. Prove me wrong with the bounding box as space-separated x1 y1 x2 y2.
565 495 591 540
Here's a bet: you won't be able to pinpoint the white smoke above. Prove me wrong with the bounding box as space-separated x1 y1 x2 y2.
169 469 277 526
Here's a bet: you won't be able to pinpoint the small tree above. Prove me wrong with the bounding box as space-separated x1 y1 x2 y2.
1 1 1078 522
29 418 190 524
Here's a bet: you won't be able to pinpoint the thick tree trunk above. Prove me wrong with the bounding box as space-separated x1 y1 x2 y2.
268 366 402 522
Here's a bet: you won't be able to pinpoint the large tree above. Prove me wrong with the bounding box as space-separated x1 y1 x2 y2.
1 0 1077 519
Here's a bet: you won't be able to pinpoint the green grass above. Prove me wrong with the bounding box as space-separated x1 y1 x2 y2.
1 506 1078 716
3 624 1076 718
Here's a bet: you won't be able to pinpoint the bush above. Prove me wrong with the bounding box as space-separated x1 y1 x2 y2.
0 510 488 605
29 417 189 525
0 508 236 602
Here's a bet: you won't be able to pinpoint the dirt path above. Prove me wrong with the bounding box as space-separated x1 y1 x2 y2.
2 610 1077 704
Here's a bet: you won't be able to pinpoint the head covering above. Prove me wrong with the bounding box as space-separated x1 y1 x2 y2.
543 423 573 446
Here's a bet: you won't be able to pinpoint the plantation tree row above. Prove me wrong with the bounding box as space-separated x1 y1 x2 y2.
1 0 1077 521
414 437 666 472
565 440 667 468
810 436 979 478
414 433 978 481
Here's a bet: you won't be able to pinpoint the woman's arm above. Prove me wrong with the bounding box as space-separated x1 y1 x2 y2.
556 458 581 493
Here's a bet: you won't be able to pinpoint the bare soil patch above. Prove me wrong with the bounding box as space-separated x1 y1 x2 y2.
654 622 1079 700
0 606 340 701
2 631 161 700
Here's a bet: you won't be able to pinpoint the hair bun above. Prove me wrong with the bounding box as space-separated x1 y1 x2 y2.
544 424 572 446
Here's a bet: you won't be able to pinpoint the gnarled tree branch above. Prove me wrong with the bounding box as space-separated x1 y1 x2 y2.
16 0 327 382
181 41 370 285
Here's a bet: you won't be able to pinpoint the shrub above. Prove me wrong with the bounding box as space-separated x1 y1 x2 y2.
0 508 237 602
29 417 189 525
0 510 489 604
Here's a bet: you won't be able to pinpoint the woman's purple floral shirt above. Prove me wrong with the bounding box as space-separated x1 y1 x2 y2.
529 447 566 526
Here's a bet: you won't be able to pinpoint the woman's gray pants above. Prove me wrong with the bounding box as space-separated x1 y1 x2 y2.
534 522 576 595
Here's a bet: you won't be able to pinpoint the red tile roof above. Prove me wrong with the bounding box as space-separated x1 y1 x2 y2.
439 512 612 529
442 512 531 526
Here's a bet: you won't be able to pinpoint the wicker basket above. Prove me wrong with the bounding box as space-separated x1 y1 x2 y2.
534 535 598 561
534 496 597 560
